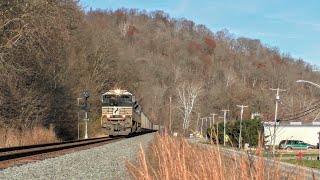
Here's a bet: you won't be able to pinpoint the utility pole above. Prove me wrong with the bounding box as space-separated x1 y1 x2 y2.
237 105 248 149
270 88 286 154
77 99 82 140
210 113 217 127
169 96 172 133
205 117 208 140
78 112 80 140
208 117 212 128
197 113 201 133
155 95 160 132
221 110 230 146
200 118 204 137
318 132 320 160
209 114 217 139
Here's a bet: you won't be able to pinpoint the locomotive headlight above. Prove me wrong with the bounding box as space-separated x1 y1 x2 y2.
106 114 111 118
115 89 121 94
122 115 126 118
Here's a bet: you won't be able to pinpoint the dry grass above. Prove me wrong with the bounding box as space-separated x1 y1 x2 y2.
0 125 60 148
128 134 308 180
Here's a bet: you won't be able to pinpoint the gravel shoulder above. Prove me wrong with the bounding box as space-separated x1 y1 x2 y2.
0 133 155 180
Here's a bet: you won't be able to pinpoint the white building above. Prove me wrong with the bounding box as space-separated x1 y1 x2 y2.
263 122 320 146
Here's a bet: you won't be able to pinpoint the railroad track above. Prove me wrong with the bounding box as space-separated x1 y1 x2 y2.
0 136 119 161
0 130 156 169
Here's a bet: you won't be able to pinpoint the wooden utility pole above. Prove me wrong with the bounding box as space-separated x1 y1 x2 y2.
236 105 248 149
270 88 286 154
169 96 172 133
221 109 230 146
209 113 217 144
197 113 201 133
210 113 217 127
200 118 204 136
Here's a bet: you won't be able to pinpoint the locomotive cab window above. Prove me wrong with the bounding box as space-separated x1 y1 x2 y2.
102 95 132 106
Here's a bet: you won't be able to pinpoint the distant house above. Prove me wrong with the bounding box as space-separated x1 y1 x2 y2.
263 122 320 146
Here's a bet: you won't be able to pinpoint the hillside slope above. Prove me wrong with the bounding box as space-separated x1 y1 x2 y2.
0 1 319 138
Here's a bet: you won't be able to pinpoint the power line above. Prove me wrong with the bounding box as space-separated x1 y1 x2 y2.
280 105 320 121
279 100 320 119
280 105 320 122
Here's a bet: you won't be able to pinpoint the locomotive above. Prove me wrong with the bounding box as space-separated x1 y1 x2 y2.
100 90 152 136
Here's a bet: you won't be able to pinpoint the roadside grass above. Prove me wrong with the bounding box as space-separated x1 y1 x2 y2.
198 138 320 169
0 125 60 148
283 159 320 169
199 139 319 158
263 153 319 158
127 134 307 180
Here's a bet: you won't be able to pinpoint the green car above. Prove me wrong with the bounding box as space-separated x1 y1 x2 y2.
279 140 315 150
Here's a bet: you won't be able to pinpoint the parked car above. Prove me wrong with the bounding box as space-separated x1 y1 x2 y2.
279 140 314 150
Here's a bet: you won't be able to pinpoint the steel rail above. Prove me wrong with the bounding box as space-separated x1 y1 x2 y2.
0 136 109 153
0 130 156 162
0 137 118 161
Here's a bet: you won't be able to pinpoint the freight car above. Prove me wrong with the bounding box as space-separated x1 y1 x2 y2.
100 90 153 136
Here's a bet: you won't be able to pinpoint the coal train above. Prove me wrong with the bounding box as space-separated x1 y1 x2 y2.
100 90 154 136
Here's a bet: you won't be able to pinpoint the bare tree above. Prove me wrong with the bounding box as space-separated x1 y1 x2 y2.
176 81 202 131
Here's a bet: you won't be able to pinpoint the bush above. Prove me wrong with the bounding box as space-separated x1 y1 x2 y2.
207 118 263 147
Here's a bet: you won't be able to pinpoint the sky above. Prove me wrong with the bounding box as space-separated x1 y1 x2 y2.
80 0 320 66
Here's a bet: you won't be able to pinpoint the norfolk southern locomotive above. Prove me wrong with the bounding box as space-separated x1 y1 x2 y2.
100 90 152 136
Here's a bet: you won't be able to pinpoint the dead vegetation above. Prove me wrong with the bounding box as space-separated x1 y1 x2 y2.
0 1 320 142
127 134 307 180
0 125 59 148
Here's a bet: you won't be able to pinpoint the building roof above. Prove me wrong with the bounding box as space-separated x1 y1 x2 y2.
263 121 320 127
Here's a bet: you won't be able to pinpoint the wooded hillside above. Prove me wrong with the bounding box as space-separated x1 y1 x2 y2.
1 0 319 139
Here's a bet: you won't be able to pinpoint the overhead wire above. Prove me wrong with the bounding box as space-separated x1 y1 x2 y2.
279 100 320 120
279 104 320 122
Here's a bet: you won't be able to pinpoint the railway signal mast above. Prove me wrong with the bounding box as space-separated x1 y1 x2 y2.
82 90 90 139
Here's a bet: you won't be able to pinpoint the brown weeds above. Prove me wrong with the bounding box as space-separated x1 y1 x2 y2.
0 125 60 148
128 134 307 180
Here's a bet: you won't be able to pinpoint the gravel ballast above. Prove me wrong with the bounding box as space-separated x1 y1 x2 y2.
0 133 155 180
